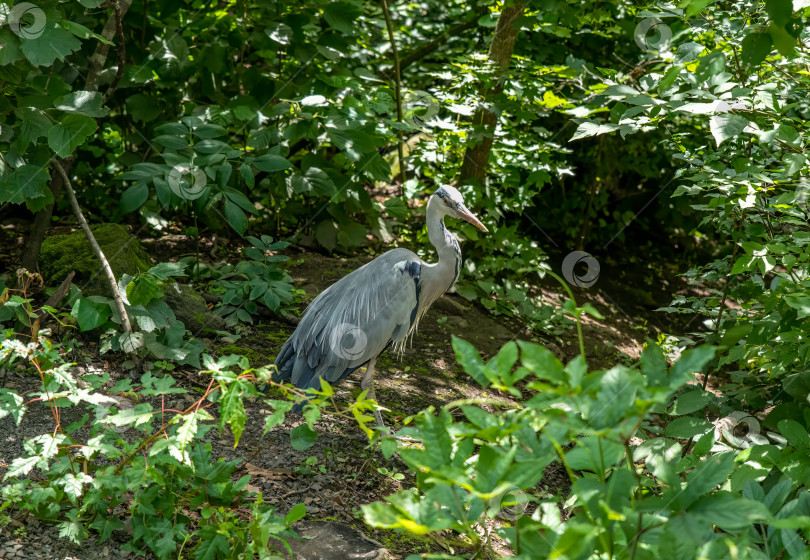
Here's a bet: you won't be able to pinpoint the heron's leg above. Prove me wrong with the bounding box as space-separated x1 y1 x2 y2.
361 356 385 427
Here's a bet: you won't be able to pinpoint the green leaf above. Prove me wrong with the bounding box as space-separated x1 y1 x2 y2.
669 390 712 415
777 419 810 450
0 165 50 204
669 346 715 386
239 163 255 189
250 154 292 172
289 167 335 196
220 380 247 446
71 298 111 331
290 423 317 450
61 20 114 45
570 121 619 141
90 517 123 543
665 416 713 439
153 135 189 150
674 42 705 63
126 273 162 306
47 114 98 158
518 341 564 384
16 107 51 150
766 0 793 26
690 493 770 530
709 114 749 146
284 503 306 524
740 32 773 69
680 452 736 507
384 197 409 219
224 199 248 235
453 336 487 385
20 23 81 66
768 22 796 57
0 30 21 66
323 1 362 34
54 91 108 117
192 123 228 138
126 94 162 123
119 182 149 213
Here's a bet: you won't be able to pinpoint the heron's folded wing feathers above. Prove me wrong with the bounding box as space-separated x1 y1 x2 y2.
274 248 422 389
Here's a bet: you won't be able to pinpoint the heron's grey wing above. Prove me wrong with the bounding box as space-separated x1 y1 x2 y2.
274 248 422 390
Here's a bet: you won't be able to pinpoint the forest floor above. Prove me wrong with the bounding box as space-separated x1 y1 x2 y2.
0 226 701 559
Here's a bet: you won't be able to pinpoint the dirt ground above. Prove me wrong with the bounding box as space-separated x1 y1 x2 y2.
0 225 699 558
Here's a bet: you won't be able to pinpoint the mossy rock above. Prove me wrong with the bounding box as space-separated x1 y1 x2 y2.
39 224 153 297
163 283 227 333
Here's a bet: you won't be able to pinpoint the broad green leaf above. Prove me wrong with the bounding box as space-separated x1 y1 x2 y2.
323 1 362 34
665 416 713 439
0 30 21 65
126 273 163 306
224 199 248 235
54 91 108 117
119 182 149 213
766 0 793 25
47 114 98 158
518 341 564 383
153 135 189 150
284 503 306 524
20 23 81 66
250 154 292 172
71 297 112 331
709 114 749 146
669 390 713 415
290 423 317 450
740 32 773 69
778 419 810 450
0 164 50 204
570 121 619 141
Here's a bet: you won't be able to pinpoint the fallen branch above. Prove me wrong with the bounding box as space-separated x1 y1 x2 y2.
50 160 132 334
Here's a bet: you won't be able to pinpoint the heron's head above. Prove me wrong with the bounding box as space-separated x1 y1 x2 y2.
432 185 488 232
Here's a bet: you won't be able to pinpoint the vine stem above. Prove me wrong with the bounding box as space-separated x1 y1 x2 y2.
545 270 587 362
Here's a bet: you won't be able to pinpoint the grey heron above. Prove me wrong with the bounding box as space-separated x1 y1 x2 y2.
272 186 488 426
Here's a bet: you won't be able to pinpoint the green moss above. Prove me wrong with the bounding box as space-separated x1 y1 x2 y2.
375 528 431 553
39 224 153 296
258 325 292 347
219 345 258 363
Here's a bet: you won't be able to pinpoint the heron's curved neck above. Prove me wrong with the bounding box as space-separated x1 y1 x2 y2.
424 197 461 297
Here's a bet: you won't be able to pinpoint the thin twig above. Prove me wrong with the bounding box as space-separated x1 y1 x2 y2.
102 0 127 104
381 0 407 191
50 159 132 334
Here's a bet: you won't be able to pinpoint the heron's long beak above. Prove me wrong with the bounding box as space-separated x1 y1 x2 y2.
459 208 489 232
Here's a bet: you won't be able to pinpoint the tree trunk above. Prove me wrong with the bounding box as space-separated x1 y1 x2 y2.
458 3 525 187
20 160 70 271
20 0 132 272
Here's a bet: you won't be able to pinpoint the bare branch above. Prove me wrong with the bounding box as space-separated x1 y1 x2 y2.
50 160 133 334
